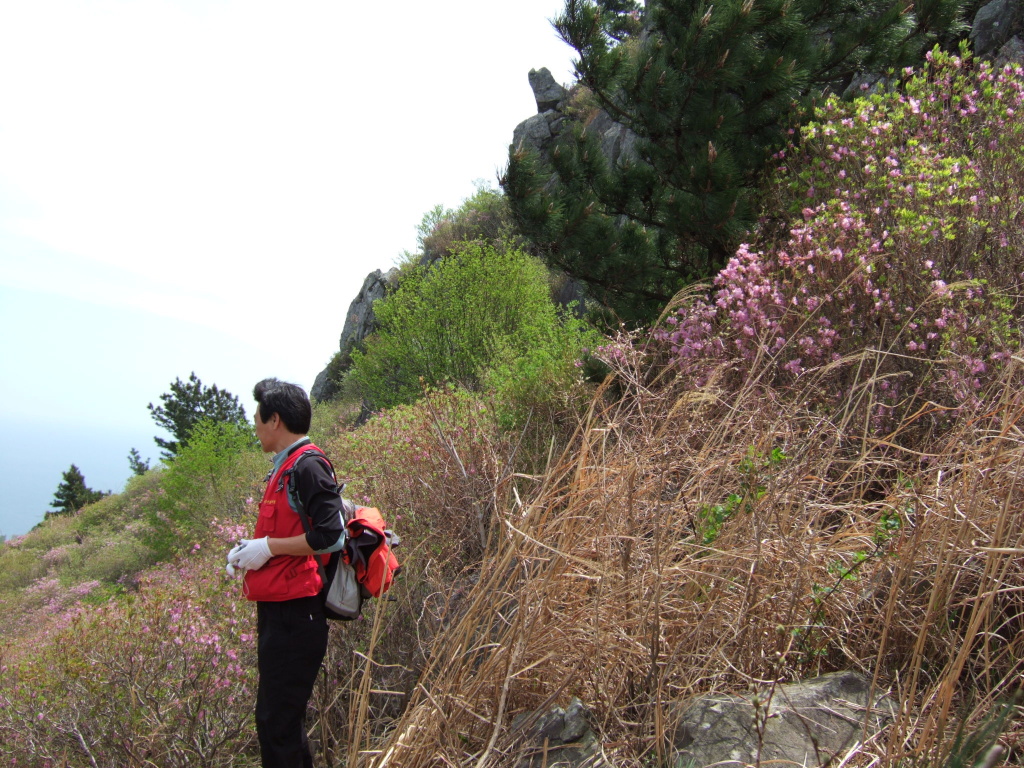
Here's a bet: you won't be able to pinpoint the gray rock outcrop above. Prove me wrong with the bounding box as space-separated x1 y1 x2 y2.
970 0 1023 59
510 67 639 174
529 67 567 112
310 268 398 402
507 673 893 768
669 671 896 768
512 67 570 158
512 698 610 768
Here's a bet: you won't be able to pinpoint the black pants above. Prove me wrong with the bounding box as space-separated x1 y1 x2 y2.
256 596 329 768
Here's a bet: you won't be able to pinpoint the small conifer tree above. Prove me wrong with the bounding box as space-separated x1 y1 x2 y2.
50 464 104 516
148 372 248 459
127 448 151 476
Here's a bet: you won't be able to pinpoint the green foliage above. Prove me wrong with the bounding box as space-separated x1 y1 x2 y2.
591 0 643 44
416 183 524 263
148 372 249 459
349 242 599 421
49 464 105 516
697 492 742 545
144 419 262 560
127 447 151 476
504 0 968 322
307 398 356 446
697 446 788 544
941 692 1022 768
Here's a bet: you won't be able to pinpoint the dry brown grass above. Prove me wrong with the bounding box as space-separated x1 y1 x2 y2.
351 349 1024 767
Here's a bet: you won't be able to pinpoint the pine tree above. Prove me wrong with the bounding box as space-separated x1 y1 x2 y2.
503 0 967 322
148 372 248 459
50 464 104 516
128 447 151 476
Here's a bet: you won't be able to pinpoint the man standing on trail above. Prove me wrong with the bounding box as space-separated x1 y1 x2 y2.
226 378 346 768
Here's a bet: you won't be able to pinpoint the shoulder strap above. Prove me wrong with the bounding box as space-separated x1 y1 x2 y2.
283 447 339 585
283 448 339 508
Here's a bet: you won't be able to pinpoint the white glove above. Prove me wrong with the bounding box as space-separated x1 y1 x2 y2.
231 537 273 571
225 542 246 576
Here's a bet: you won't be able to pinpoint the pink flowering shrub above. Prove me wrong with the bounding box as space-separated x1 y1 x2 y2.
0 522 258 767
654 46 1024 434
20 576 100 616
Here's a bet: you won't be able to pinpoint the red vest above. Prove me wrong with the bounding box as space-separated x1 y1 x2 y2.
243 443 326 602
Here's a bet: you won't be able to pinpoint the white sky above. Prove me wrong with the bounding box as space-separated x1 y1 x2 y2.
0 0 576 536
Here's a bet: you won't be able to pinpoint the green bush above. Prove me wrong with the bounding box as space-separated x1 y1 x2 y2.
145 419 263 560
417 184 524 262
69 536 152 584
349 242 599 423
0 544 49 593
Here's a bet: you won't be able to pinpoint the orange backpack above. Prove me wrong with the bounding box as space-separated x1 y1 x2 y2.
344 505 401 598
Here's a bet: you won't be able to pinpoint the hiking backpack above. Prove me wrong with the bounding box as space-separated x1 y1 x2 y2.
285 449 401 620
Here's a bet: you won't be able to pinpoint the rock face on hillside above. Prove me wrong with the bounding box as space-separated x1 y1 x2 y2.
511 66 640 182
971 0 1024 62
310 268 398 403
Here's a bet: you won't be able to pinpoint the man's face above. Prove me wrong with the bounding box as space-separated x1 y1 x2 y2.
254 407 274 453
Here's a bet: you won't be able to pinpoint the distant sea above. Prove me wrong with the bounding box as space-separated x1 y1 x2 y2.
0 417 158 538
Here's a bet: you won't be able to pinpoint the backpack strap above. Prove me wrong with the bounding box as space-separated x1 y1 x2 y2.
284 447 345 587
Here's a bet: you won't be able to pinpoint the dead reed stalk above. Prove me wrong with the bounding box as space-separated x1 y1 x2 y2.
362 353 1024 767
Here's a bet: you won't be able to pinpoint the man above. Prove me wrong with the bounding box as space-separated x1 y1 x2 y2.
227 378 345 768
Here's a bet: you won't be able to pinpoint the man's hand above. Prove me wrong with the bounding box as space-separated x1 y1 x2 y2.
230 537 274 571
225 541 246 576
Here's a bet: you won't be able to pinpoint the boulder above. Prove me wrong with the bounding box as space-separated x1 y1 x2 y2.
512 112 555 153
511 698 610 768
971 0 1023 58
529 67 567 112
996 34 1024 66
669 671 896 768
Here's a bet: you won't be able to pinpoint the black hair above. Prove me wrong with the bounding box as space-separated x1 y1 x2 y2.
253 378 312 435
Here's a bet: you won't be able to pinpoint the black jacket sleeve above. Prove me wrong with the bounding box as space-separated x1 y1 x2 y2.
292 454 346 553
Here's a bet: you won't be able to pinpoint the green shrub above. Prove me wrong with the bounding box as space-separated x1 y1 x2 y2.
417 183 524 262
0 544 49 593
350 242 599 423
69 535 152 584
145 419 263 560
308 398 356 445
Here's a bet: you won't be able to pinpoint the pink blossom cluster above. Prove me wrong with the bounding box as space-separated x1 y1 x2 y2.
22 576 99 615
654 47 1024 429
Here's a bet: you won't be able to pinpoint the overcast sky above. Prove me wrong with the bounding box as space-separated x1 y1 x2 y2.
0 0 576 537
